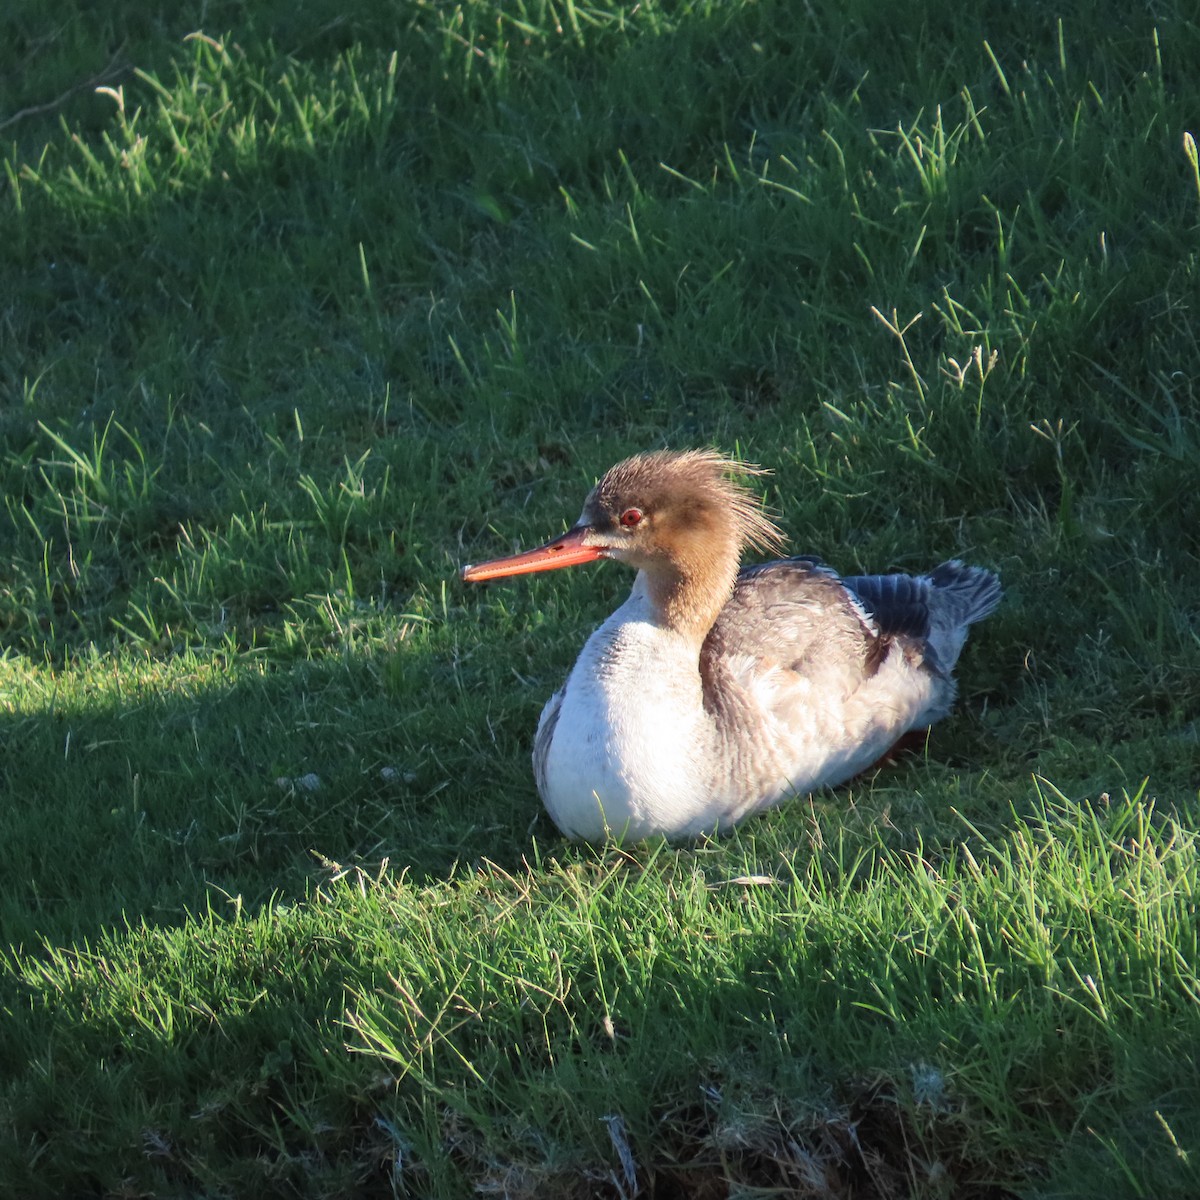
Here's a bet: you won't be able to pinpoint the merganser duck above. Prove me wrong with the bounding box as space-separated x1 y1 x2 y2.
461 450 1000 841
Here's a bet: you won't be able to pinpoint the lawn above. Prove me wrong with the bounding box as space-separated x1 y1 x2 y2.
2 0 1198 1195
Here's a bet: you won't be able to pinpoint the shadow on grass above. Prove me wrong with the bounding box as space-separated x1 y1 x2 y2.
0 643 556 950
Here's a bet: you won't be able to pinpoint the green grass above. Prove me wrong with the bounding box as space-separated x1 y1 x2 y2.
2 0 1198 1195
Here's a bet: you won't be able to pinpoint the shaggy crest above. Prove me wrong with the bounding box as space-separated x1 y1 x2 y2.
589 449 786 558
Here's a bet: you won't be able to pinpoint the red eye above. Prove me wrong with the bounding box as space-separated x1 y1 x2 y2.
620 507 643 528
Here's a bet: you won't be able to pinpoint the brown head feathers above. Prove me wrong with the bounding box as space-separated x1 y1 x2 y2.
585 449 786 559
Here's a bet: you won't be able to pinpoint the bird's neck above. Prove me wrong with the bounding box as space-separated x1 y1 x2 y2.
638 538 741 643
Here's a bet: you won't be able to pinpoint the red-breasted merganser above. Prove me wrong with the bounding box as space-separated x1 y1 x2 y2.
461 450 1001 841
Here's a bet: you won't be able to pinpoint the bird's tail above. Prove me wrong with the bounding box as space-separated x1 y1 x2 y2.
922 560 1002 673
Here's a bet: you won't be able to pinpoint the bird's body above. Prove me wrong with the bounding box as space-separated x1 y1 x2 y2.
461 450 1000 840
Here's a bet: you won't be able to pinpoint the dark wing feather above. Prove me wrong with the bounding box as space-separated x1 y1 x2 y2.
844 562 1001 636
840 572 935 639
845 560 1002 673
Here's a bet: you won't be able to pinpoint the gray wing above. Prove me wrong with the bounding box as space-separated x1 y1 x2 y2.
697 556 999 775
703 556 887 681
532 687 562 802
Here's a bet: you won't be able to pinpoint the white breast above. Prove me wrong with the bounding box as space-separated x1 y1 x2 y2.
537 591 720 840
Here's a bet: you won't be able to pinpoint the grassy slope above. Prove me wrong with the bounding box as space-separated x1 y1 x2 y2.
1 0 1198 1195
